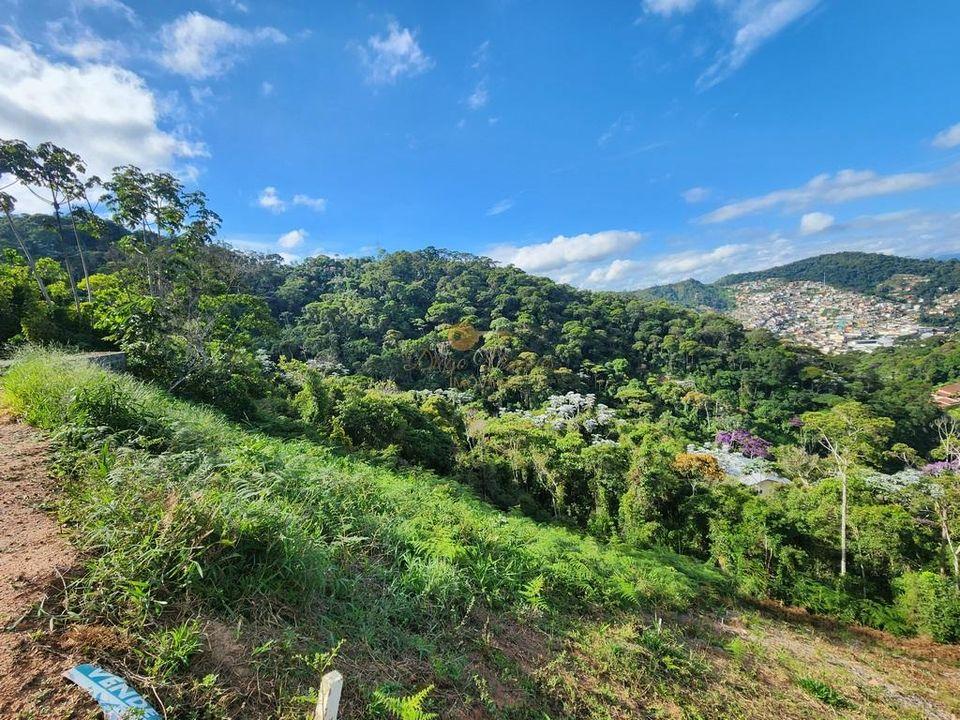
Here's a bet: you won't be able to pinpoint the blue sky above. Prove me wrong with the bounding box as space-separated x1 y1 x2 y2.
3 0 960 289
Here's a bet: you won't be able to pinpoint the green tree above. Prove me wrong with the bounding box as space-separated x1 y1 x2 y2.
801 401 894 576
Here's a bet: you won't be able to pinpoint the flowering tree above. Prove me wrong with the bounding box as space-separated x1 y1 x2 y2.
715 429 772 459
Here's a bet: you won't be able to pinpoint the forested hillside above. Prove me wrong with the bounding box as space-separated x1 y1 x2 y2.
716 251 960 300
634 278 732 310
3 138 960 717
640 252 960 311
0 212 128 270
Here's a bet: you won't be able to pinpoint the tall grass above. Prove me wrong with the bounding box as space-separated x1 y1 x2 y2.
1 349 727 716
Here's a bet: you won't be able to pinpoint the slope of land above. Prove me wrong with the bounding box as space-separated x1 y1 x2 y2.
2 353 959 719
633 253 960 350
715 251 960 297
728 279 945 353
0 414 96 717
634 278 733 311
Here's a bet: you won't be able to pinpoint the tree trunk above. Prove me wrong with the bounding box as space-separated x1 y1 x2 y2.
67 202 93 302
3 208 53 304
940 504 959 585
50 198 81 313
840 472 848 576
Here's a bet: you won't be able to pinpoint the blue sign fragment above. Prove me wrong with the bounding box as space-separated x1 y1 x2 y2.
64 664 161 720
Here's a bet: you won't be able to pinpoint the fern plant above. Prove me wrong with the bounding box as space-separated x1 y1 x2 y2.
370 684 438 720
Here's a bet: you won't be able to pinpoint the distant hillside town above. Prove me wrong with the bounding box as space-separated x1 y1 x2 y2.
728 279 953 354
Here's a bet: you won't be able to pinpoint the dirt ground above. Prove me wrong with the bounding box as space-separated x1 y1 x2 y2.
0 413 95 718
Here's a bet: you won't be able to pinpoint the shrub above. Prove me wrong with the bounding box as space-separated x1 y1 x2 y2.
795 677 851 709
893 571 960 642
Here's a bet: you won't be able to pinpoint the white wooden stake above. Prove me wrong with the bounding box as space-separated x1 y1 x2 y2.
315 670 343 720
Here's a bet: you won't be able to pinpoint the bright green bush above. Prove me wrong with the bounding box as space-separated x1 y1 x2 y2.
284 364 458 473
894 571 960 642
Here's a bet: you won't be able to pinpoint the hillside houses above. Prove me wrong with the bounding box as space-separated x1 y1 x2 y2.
729 279 946 353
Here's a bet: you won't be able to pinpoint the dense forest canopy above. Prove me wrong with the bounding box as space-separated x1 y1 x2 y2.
634 278 733 310
3 137 960 655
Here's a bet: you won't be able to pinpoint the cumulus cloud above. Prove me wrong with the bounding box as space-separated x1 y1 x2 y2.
0 38 206 213
260 80 274 96
490 230 644 273
700 168 943 223
584 244 748 288
933 122 960 149
682 186 711 203
158 12 287 80
486 198 513 216
292 194 327 212
277 228 308 249
257 186 327 213
257 186 285 213
799 211 834 235
46 18 127 62
581 209 960 291
357 21 433 85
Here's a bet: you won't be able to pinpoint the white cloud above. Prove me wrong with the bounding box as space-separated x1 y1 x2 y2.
584 244 747 288
467 79 488 110
217 0 250 13
293 194 327 212
260 80 274 97
597 114 634 147
701 167 943 223
277 228 307 249
158 12 287 80
257 186 285 213
643 0 820 89
933 122 960 149
73 0 138 25
46 19 127 62
698 0 821 89
799 211 834 235
655 243 748 274
486 198 513 216
189 85 214 105
257 187 326 213
0 38 206 213
490 230 644 273
472 40 490 69
357 21 433 85
589 209 960 290
643 0 699 16
682 186 711 203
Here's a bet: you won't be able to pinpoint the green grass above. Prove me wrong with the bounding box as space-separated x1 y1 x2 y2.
1 349 727 717
795 677 852 709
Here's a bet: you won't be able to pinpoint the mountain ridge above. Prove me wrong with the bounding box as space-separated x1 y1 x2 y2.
641 251 960 309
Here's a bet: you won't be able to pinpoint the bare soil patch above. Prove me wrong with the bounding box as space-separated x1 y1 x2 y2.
0 413 95 718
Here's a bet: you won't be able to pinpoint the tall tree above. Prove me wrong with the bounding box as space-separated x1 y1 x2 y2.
0 140 53 303
801 401 894 576
34 142 94 311
0 192 52 304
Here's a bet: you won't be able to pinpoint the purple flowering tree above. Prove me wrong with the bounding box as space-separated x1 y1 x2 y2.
922 460 960 476
715 429 772 459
